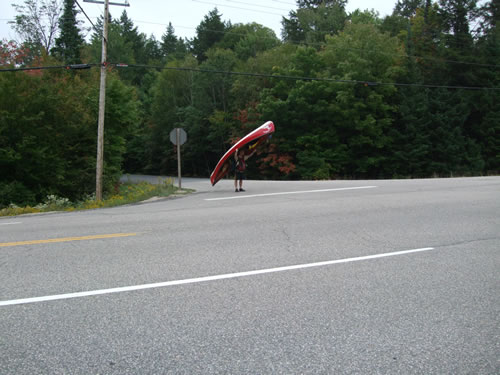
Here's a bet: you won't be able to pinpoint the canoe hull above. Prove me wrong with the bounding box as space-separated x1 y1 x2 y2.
210 121 275 186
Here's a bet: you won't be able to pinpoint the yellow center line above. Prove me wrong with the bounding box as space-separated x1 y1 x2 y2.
0 233 138 247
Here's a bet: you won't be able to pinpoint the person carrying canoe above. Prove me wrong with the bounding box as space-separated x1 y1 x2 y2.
234 148 255 192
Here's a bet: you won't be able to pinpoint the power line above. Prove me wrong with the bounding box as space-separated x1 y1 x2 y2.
272 0 297 5
2 14 498 70
191 0 286 16
0 63 98 72
90 15 496 70
213 0 291 12
2 3 498 71
175 25 500 69
6 61 494 91
75 0 105 41
117 62 499 90
3 8 497 70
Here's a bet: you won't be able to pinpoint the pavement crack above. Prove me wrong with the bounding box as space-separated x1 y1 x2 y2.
281 226 294 252
436 236 500 249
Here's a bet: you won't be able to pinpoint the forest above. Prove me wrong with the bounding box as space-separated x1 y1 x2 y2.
0 0 499 207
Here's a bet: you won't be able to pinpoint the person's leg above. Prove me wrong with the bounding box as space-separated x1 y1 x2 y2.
234 175 238 192
239 178 244 191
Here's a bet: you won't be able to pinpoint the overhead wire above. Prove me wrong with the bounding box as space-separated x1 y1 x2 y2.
74 0 105 41
191 0 286 16
2 1 498 73
212 0 290 12
2 1 497 70
2 61 498 91
114 62 500 90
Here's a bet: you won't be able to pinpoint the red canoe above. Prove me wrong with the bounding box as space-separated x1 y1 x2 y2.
210 121 275 186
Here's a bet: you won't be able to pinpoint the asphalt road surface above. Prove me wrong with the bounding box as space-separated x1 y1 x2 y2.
1 177 499 374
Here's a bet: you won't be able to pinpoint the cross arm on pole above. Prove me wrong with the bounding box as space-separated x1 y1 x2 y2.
83 0 129 6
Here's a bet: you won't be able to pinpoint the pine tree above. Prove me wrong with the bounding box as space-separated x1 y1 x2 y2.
191 8 227 62
438 0 478 86
161 23 187 61
52 0 84 64
472 0 500 172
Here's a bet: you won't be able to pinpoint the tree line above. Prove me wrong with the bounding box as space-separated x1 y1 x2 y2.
1 0 498 207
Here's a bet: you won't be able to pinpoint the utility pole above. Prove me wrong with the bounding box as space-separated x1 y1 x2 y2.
83 0 129 201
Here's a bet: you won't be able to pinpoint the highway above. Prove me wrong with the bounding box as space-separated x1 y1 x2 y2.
1 177 499 374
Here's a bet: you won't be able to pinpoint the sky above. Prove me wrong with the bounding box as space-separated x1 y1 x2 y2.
1 0 398 43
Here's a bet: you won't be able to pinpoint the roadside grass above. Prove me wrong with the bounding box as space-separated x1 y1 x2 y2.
0 178 191 217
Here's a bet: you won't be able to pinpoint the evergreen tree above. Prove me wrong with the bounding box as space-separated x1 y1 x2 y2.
161 23 187 61
119 10 145 62
390 24 433 177
191 8 227 62
52 0 85 64
438 0 478 86
409 2 446 84
470 0 500 173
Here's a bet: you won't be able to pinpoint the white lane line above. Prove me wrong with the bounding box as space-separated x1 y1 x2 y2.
205 186 377 201
0 222 22 226
0 247 433 307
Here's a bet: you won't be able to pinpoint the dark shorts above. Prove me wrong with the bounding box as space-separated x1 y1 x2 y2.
235 171 245 180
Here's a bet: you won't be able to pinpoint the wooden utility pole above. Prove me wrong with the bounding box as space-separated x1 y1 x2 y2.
83 0 129 201
95 0 108 201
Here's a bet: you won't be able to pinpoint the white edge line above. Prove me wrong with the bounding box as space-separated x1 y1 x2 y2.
205 186 378 201
0 247 433 307
0 222 22 226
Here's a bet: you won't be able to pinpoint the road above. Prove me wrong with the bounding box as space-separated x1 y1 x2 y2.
1 177 499 374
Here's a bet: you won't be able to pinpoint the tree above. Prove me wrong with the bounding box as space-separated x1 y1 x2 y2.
144 35 162 63
231 43 297 109
52 0 85 64
393 0 426 18
118 10 146 62
282 0 347 44
191 8 227 62
9 0 62 59
161 23 188 62
406 3 447 84
0 64 96 206
0 39 31 66
319 22 402 177
0 61 139 207
147 56 198 174
297 0 347 8
218 23 280 61
469 0 500 173
438 0 478 86
388 21 433 177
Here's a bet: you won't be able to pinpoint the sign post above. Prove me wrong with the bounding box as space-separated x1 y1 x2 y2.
169 128 187 189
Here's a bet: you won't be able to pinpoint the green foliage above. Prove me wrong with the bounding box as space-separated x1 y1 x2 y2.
393 0 426 18
282 0 348 44
0 64 138 208
161 23 188 62
0 180 183 217
51 0 85 64
2 1 498 209
219 23 280 61
191 8 227 62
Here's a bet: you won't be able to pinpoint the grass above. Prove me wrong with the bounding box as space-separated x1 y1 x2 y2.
0 178 191 217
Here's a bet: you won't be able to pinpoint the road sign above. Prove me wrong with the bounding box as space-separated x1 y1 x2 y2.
170 128 187 145
169 128 187 189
